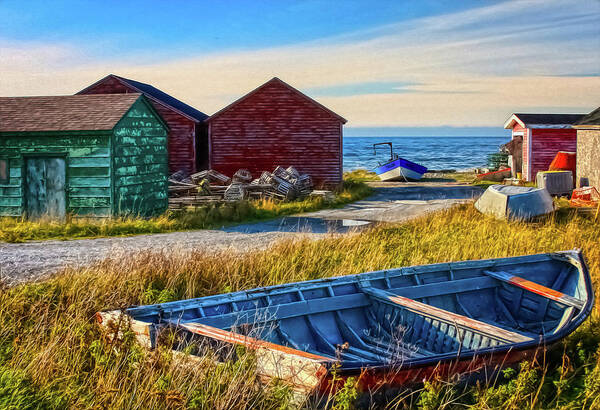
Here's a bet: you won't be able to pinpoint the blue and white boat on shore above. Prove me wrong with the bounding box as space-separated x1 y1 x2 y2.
373 142 428 181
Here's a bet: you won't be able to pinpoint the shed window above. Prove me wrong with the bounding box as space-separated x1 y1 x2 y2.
0 159 8 184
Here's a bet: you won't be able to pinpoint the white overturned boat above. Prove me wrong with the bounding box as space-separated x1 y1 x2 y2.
475 185 555 221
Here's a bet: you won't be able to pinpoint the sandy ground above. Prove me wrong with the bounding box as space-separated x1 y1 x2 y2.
0 182 482 284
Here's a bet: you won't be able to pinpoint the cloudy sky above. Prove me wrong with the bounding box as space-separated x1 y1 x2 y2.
1 0 599 135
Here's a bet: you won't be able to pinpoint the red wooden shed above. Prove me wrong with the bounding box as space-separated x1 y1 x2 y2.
503 113 585 181
206 77 347 186
78 74 208 174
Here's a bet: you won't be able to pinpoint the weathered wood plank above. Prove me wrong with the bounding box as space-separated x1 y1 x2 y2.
0 186 22 196
390 276 498 299
189 293 370 328
68 206 111 216
69 197 111 207
69 177 111 188
69 186 111 197
171 321 331 394
68 167 110 178
0 196 21 206
69 157 111 167
482 270 584 309
114 163 166 177
362 286 532 344
0 136 110 147
0 205 22 216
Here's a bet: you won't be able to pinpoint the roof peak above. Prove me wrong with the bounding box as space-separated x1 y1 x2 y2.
0 93 144 133
504 112 585 129
574 106 600 127
206 77 347 123
78 74 208 122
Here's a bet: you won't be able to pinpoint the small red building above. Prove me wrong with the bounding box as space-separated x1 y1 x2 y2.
503 113 584 181
206 77 347 186
78 74 208 174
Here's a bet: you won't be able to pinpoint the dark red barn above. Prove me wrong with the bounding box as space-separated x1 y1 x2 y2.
78 74 208 174
504 113 585 181
206 77 347 186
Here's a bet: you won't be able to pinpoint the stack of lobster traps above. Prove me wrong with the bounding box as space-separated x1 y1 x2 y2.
168 166 320 210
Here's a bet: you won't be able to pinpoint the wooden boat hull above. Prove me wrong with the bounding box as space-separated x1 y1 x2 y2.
97 250 593 400
318 345 538 396
375 158 428 181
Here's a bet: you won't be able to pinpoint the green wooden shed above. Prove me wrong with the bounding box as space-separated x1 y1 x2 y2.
0 93 169 219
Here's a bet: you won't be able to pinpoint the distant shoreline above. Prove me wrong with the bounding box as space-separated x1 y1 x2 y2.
344 135 509 138
343 135 508 172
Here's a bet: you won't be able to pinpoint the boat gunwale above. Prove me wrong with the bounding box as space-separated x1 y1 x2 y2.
336 249 594 372
124 251 581 317
108 250 594 373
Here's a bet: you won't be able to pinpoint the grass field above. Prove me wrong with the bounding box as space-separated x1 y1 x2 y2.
0 179 371 243
346 168 512 189
0 204 598 408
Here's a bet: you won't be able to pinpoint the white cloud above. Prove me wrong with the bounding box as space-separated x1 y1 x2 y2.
0 0 598 126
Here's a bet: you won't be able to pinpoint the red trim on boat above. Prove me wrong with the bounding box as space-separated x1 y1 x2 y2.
178 322 333 362
318 347 537 395
483 270 584 309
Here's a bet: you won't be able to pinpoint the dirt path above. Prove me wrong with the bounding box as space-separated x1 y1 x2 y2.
0 182 482 284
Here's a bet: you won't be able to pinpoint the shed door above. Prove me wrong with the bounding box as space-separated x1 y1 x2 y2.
26 157 66 220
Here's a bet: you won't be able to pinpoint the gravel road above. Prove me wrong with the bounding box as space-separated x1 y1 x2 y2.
0 230 315 285
0 182 482 284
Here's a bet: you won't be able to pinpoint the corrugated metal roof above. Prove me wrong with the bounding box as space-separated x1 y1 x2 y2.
0 93 141 132
111 75 208 122
575 107 600 126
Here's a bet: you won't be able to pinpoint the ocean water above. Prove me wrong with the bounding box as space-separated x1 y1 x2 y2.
344 136 510 172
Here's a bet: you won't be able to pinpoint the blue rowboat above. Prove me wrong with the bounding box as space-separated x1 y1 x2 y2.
97 250 593 398
373 142 428 181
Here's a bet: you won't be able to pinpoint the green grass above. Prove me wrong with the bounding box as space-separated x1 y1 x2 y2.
0 179 372 243
0 204 598 408
343 168 380 182
344 167 509 188
420 170 538 190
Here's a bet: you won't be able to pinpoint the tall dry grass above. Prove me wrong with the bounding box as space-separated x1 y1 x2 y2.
0 180 371 243
0 204 599 408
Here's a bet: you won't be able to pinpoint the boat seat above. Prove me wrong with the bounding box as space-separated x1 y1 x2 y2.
361 286 532 345
482 270 584 310
388 276 498 299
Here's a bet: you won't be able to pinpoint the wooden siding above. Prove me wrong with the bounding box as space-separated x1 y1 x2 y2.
0 134 112 217
112 98 168 216
208 81 343 186
576 129 600 188
529 129 577 181
521 127 530 180
80 76 200 174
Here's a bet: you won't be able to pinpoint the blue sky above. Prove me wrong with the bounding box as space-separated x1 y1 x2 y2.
0 1 501 57
1 0 599 135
